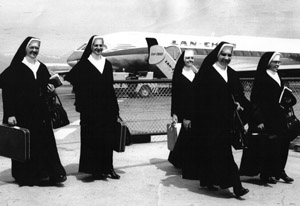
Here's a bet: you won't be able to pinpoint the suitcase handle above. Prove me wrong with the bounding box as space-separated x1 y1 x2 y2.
3 123 22 130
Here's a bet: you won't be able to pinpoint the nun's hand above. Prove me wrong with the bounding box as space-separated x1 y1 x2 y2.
257 123 264 131
183 119 191 130
235 102 244 111
8 116 17 126
172 114 178 123
47 84 55 92
244 123 249 132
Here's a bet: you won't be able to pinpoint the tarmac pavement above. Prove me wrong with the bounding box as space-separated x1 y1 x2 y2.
0 124 300 206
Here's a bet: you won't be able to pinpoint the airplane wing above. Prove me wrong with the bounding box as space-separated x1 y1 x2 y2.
46 63 71 77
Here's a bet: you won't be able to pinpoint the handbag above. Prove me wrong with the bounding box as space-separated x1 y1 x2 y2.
46 92 70 129
285 107 300 141
230 95 248 150
230 109 248 150
167 122 181 151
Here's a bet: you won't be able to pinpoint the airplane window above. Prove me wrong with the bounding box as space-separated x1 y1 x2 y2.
206 49 213 55
250 51 260 57
197 49 204 55
233 51 242 56
258 52 264 57
242 51 251 56
283 53 297 58
198 49 210 55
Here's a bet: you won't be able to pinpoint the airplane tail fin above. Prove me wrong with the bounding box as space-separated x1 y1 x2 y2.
148 45 178 79
146 38 159 50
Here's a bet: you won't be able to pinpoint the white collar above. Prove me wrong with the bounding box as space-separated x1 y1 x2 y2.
182 67 195 82
213 63 228 82
22 57 40 79
88 54 106 73
267 69 281 86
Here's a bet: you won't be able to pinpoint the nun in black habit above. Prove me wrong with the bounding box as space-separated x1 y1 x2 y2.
239 52 295 184
65 35 120 180
168 50 199 179
0 37 66 186
193 42 250 197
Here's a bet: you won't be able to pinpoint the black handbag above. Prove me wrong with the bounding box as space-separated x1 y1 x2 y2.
230 95 248 150
230 109 248 150
46 92 70 129
285 107 300 141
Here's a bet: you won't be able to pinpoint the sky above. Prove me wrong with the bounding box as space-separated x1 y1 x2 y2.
1 0 300 61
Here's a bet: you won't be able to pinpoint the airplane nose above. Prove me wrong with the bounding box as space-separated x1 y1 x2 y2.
66 51 83 67
67 55 78 67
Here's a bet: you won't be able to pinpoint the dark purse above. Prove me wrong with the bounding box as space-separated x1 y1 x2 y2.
46 92 70 129
285 107 300 141
230 95 248 150
230 109 248 150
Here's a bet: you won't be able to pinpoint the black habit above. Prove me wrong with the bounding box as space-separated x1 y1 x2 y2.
239 52 291 178
0 37 66 186
65 36 119 175
193 42 250 189
168 51 199 179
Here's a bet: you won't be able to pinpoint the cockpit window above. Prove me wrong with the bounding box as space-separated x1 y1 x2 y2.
77 43 87 51
77 43 107 51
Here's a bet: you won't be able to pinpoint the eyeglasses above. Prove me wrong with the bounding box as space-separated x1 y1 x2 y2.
185 57 194 59
220 53 232 57
29 46 39 50
271 61 281 64
93 44 104 47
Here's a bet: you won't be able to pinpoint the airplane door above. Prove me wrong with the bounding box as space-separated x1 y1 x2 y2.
165 46 181 62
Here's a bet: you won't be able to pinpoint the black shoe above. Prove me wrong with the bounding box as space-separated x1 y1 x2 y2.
200 181 206 188
17 180 35 187
106 169 120 179
92 174 107 180
260 175 277 184
207 184 219 191
277 172 294 183
234 187 249 197
49 175 67 184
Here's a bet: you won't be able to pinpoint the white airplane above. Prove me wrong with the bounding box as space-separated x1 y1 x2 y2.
66 31 300 79
46 63 71 75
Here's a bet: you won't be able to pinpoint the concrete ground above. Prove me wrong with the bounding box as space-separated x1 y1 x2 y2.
0 125 300 206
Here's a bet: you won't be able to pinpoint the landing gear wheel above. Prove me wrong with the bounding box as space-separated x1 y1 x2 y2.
139 85 151 97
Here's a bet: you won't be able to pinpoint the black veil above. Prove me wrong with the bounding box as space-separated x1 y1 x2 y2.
0 37 35 88
64 35 97 85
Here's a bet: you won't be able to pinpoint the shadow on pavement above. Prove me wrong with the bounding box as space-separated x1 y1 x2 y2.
150 158 241 200
0 168 15 186
64 163 94 182
0 168 66 187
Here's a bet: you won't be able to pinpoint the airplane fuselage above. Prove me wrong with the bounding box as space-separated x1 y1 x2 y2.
66 32 300 79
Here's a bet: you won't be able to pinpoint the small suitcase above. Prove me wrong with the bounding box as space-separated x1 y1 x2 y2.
114 121 129 152
0 124 30 162
167 123 181 151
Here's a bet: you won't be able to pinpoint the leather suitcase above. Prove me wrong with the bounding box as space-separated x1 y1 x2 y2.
167 123 181 151
0 124 30 162
114 121 128 152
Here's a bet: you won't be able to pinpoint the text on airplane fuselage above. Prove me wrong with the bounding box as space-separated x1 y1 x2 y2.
170 40 236 48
